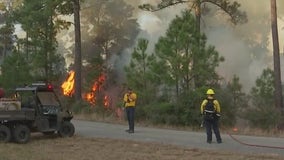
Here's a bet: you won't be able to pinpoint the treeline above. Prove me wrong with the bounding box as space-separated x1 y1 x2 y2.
124 11 283 130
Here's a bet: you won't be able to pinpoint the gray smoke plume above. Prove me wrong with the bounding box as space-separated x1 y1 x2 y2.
57 0 284 94
127 0 284 92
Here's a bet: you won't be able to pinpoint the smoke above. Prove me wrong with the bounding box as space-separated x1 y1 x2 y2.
130 0 284 93
205 26 267 92
205 0 284 92
57 0 284 93
113 0 186 84
203 0 272 92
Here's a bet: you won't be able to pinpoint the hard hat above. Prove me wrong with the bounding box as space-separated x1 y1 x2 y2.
206 89 215 95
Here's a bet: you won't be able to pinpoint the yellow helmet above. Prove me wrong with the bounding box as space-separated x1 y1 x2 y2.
206 89 215 95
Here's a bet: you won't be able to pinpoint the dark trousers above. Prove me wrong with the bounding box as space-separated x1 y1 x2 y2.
204 119 222 143
126 107 135 131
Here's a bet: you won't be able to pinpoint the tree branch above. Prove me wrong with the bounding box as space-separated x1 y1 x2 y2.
139 0 247 25
202 0 247 24
138 0 190 12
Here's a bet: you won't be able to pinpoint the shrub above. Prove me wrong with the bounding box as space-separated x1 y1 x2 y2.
245 106 281 130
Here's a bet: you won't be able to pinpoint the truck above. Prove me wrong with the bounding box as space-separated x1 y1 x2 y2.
0 82 75 143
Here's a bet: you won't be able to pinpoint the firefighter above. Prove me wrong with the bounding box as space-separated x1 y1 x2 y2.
123 87 137 133
200 89 222 144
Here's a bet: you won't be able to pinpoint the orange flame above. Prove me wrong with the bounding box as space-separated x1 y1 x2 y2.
61 70 75 96
61 71 111 108
83 74 107 106
85 92 95 104
104 95 110 108
92 74 106 92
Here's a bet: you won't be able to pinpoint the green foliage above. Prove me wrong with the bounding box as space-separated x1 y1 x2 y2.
135 87 193 127
140 102 178 125
134 85 241 128
140 0 246 89
0 2 18 61
10 0 71 82
177 89 204 127
245 68 280 129
123 10 237 128
0 23 16 59
125 38 159 106
185 87 238 127
154 10 223 98
246 106 280 130
250 68 275 107
227 75 249 118
214 88 237 126
0 52 33 89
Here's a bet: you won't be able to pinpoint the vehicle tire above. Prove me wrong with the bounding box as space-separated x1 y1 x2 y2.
58 121 75 137
0 125 11 143
13 125 30 144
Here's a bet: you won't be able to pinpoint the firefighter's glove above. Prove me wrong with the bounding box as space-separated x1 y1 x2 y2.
215 113 221 120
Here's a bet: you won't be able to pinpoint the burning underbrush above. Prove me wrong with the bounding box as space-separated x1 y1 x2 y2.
60 70 124 119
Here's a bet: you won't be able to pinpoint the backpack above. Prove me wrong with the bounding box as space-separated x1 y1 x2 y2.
203 98 216 120
204 98 215 114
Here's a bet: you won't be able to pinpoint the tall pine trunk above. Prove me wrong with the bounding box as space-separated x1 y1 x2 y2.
270 0 283 112
74 0 82 101
192 1 201 88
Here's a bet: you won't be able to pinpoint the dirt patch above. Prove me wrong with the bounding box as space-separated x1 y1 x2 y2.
0 134 283 160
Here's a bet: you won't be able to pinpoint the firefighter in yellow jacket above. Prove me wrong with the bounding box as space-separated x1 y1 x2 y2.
200 89 222 144
123 88 137 133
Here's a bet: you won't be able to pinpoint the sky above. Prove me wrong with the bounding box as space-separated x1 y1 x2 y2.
132 0 284 92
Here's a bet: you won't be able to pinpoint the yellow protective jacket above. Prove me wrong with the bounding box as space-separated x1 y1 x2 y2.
123 92 137 107
200 96 221 114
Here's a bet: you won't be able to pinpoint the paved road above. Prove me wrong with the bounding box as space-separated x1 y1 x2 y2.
72 120 284 156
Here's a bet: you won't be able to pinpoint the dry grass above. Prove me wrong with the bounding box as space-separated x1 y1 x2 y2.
0 134 283 160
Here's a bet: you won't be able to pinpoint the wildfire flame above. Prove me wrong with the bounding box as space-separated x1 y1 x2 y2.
85 92 95 104
104 95 110 108
61 70 110 108
92 74 106 92
60 70 123 118
84 73 107 106
61 70 75 96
